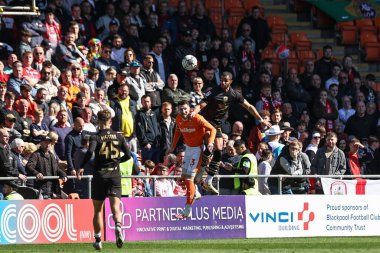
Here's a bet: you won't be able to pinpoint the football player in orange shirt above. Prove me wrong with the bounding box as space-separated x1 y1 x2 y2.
168 100 216 219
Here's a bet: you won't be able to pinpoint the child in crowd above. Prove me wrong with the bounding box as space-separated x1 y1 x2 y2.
101 67 117 97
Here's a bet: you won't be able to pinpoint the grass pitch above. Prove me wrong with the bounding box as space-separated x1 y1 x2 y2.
1 237 380 253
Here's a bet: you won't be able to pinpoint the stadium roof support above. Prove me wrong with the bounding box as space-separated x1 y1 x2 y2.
0 0 39 16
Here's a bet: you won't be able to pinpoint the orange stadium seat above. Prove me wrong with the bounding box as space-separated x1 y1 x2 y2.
267 16 288 34
270 33 290 47
374 16 380 33
205 0 222 9
290 32 312 50
224 0 243 12
355 18 377 35
243 0 262 12
360 33 380 61
336 21 357 46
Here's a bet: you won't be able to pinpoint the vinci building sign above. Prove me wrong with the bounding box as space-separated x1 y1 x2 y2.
0 200 94 244
245 195 380 238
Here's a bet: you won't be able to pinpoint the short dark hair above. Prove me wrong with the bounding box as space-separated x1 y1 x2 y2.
178 100 190 107
233 139 246 148
97 110 112 122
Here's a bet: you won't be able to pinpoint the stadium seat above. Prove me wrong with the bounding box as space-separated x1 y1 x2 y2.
297 49 316 67
267 16 288 34
335 21 357 45
17 186 39 199
205 0 222 9
225 0 243 12
243 0 262 12
290 32 312 50
355 18 377 35
270 33 290 47
374 16 380 33
359 33 380 62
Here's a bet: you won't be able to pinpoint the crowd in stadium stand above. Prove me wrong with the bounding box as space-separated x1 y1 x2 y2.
0 0 379 200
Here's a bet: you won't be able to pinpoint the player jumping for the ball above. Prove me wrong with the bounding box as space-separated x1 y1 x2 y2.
77 110 139 250
168 100 216 219
193 71 271 194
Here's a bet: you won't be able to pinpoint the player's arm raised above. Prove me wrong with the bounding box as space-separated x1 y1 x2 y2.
190 101 207 117
241 99 272 128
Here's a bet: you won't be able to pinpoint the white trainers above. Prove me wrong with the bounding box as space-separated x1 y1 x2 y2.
115 227 124 248
93 241 102 250
194 189 201 201
204 182 219 194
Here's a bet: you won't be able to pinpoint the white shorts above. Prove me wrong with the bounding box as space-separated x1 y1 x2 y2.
183 145 202 177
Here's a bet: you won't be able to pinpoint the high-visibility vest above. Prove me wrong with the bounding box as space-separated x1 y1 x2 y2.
243 187 257 195
120 157 133 196
5 191 24 200
234 152 257 190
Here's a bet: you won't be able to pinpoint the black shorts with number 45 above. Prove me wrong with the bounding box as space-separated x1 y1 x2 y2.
91 169 121 200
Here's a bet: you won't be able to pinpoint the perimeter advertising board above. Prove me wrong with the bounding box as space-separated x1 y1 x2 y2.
0 200 95 244
104 196 246 241
246 195 380 238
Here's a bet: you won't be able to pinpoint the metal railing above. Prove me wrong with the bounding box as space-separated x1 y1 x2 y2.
1 174 379 198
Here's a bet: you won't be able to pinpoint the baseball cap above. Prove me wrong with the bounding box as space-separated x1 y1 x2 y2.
117 68 129 76
130 60 141 68
41 135 52 142
109 19 118 27
10 138 25 149
180 28 192 36
5 114 16 122
312 132 321 138
76 92 86 100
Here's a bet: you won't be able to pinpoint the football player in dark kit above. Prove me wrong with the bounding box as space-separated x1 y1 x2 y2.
193 71 271 194
77 110 139 250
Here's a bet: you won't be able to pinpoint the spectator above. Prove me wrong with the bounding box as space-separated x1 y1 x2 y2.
265 125 285 161
346 138 365 175
314 45 334 84
269 140 310 194
16 30 33 59
96 2 120 40
338 96 355 129
313 89 338 133
158 102 175 160
7 61 31 98
109 84 136 149
237 6 270 59
124 24 142 54
150 40 170 82
219 140 240 195
342 55 360 82
30 109 49 144
126 60 146 109
50 110 73 161
258 148 272 195
36 67 58 103
247 110 271 154
234 23 255 55
135 95 161 163
26 135 67 199
311 132 346 194
162 74 191 117
325 63 341 90
284 68 311 117
140 54 165 114
91 44 119 86
54 32 83 70
345 101 377 139
155 164 175 197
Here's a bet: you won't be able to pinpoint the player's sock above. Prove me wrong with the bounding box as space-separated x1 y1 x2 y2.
206 175 213 185
183 204 192 217
115 222 124 248
185 179 195 205
94 232 101 243
208 150 222 176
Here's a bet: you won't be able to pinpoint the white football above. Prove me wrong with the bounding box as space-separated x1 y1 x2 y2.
182 55 198 71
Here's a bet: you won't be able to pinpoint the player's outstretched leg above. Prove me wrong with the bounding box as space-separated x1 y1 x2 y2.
204 150 221 194
115 221 124 248
194 149 212 184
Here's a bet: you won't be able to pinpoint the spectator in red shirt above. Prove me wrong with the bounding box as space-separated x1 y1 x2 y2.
22 51 40 88
0 61 9 83
346 138 365 175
